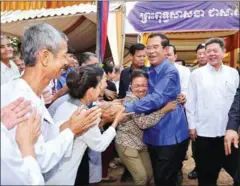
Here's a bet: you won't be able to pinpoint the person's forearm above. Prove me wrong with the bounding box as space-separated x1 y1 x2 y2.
133 110 165 129
19 145 36 160
60 121 70 132
125 92 169 114
53 86 69 101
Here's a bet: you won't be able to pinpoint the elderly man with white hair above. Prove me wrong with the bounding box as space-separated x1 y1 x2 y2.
1 23 101 184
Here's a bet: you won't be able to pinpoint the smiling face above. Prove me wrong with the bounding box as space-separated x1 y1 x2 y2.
1 38 13 61
205 43 224 68
131 76 148 99
146 36 168 67
43 40 68 79
66 53 79 68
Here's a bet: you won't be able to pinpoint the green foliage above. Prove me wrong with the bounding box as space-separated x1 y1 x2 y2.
8 36 21 52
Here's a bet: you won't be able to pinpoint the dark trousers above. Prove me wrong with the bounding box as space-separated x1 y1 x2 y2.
74 149 89 186
148 139 189 186
192 140 197 164
234 148 240 185
196 136 238 186
102 142 114 178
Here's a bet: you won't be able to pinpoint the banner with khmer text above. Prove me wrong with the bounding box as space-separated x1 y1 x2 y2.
127 2 239 32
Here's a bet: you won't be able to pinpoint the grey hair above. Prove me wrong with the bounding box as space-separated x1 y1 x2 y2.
21 23 68 67
205 38 225 51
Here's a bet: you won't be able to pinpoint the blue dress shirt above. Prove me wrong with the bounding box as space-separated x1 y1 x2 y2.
125 58 189 146
57 67 73 90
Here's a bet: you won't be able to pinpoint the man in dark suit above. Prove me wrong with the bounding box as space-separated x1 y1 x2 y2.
224 79 240 186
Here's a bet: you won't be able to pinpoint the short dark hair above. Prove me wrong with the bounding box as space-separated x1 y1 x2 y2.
129 43 145 55
67 46 75 54
176 59 186 66
196 43 205 53
102 61 115 74
87 64 104 77
147 33 169 48
168 44 177 55
130 70 149 83
66 66 102 99
78 52 96 66
205 38 225 51
115 67 120 74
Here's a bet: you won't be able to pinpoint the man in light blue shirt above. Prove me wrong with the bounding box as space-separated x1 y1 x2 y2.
125 33 189 185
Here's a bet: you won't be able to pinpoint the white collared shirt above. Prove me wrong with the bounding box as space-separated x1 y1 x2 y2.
46 101 116 185
1 60 20 85
186 63 239 137
1 124 44 185
174 63 191 96
1 78 74 174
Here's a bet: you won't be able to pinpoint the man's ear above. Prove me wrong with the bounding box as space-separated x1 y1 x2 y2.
129 84 132 91
163 46 169 55
130 54 134 61
40 50 50 67
175 54 178 61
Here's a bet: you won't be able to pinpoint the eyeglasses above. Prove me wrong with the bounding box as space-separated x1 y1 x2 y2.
146 45 163 51
131 84 148 89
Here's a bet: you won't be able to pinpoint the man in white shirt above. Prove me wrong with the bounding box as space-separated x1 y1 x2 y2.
191 43 207 72
186 38 239 186
187 43 208 180
13 56 25 75
1 23 101 182
1 35 20 85
1 98 44 185
167 44 191 97
167 44 191 183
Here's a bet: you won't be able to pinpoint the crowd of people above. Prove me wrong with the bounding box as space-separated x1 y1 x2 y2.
1 23 240 186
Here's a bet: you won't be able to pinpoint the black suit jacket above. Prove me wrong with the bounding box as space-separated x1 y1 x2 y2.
227 78 240 131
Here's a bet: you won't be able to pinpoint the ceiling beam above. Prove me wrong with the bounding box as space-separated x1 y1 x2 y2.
64 16 86 35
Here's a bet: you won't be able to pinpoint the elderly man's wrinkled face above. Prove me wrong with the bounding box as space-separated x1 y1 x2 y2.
1 38 13 61
46 41 68 79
